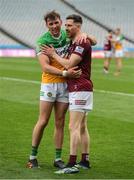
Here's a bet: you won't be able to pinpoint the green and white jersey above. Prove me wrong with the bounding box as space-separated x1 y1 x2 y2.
36 29 70 57
115 34 124 50
36 29 70 83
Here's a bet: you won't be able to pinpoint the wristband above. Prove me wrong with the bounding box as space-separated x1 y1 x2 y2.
62 70 68 77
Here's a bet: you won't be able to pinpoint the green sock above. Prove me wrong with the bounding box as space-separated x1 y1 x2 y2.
31 146 38 156
55 148 62 161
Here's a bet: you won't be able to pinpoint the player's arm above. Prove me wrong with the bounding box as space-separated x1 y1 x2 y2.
75 33 97 46
53 53 81 69
38 54 81 77
36 37 62 75
38 54 63 75
41 46 82 69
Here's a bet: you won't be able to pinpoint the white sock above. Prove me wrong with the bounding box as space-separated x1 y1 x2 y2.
55 158 62 162
30 155 37 160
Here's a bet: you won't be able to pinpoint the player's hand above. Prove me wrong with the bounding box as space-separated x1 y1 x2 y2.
75 33 88 44
41 45 56 57
67 66 82 78
88 35 97 46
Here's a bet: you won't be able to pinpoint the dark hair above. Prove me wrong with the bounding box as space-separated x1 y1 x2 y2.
108 29 112 33
66 14 83 24
44 10 61 22
116 28 121 31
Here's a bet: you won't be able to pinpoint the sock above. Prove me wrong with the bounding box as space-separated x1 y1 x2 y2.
30 146 38 160
81 153 89 162
68 155 77 165
55 148 62 161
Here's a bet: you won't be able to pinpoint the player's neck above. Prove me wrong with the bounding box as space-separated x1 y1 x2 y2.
72 31 81 42
50 32 61 39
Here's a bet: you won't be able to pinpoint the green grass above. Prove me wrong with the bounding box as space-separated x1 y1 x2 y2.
0 57 134 179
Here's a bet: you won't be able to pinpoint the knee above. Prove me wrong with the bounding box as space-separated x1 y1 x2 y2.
80 123 87 134
69 124 80 140
37 117 49 129
55 116 65 129
69 123 79 133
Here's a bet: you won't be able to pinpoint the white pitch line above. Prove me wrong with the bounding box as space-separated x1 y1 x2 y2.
0 76 134 97
94 89 134 97
0 76 40 84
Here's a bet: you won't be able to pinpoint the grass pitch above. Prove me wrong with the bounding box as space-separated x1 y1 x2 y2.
0 57 134 179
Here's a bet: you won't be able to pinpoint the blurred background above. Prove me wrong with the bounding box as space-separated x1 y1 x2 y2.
0 0 134 57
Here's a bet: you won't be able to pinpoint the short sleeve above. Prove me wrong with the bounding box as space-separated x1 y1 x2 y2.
72 40 91 57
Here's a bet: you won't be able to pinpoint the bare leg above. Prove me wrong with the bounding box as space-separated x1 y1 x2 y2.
32 101 54 147
114 57 122 76
54 102 68 149
80 116 90 154
69 111 85 155
103 58 111 74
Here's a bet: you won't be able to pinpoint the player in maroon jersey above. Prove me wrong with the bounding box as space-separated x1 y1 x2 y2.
103 30 113 74
42 14 93 174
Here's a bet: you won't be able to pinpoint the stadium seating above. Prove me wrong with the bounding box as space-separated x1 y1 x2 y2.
0 0 133 49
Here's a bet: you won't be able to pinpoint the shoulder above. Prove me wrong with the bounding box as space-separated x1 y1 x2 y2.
75 39 91 52
36 32 49 54
120 34 124 40
72 40 91 56
61 29 66 36
36 32 49 45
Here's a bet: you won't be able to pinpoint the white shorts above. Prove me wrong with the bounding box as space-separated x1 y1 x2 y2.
115 50 124 58
69 91 93 113
40 82 69 103
104 51 113 58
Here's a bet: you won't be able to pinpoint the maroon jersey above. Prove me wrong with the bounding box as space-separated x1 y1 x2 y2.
104 35 112 51
67 40 93 92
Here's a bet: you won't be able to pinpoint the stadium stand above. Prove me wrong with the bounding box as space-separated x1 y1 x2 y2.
62 0 134 47
0 0 134 57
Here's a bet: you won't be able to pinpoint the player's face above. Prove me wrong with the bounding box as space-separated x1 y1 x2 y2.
115 29 120 36
65 19 79 39
46 17 62 37
109 31 113 36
